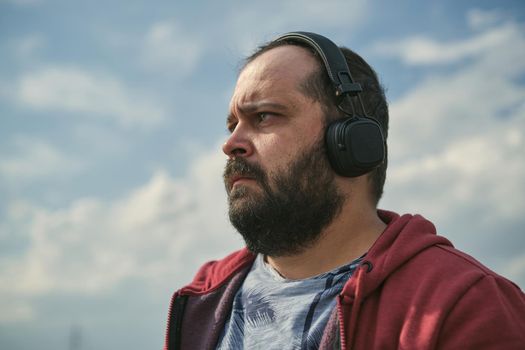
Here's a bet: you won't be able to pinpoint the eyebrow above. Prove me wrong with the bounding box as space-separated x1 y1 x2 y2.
239 101 288 113
227 101 289 123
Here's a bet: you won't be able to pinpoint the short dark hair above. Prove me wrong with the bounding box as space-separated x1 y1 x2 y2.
243 38 389 205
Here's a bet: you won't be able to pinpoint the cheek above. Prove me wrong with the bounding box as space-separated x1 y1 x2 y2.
256 134 297 166
254 118 325 170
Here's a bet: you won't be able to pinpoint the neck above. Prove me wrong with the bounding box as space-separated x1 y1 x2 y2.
266 201 386 280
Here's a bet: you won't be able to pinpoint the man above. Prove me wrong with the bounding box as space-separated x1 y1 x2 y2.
165 32 525 349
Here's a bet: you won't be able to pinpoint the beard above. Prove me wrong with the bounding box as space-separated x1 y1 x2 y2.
223 138 345 257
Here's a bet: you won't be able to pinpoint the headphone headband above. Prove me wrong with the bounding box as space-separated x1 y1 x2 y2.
274 32 362 97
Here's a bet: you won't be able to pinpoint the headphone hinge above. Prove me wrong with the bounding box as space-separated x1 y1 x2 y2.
336 71 362 97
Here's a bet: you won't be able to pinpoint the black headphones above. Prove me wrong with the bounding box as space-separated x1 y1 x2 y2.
274 32 385 177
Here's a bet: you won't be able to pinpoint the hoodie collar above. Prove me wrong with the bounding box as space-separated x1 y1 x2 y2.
341 210 453 299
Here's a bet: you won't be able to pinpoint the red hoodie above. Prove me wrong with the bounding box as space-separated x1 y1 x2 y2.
165 211 525 349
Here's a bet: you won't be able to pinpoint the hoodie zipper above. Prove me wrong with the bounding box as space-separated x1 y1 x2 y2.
165 294 188 350
337 296 348 350
337 262 372 350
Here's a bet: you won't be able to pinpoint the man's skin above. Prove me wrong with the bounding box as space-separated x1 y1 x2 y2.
223 45 387 280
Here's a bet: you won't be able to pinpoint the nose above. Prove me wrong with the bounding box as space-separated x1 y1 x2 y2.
222 124 254 159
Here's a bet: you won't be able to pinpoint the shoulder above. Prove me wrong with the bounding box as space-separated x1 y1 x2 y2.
373 240 524 316
388 242 523 301
383 244 525 347
426 246 525 348
415 243 521 290
397 244 525 324
180 248 256 294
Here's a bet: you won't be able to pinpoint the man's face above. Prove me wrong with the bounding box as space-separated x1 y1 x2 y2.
222 45 345 257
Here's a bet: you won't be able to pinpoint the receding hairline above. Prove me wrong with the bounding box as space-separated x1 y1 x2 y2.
241 43 319 72
239 44 334 112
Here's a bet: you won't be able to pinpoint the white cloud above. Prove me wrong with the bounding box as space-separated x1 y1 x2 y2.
467 8 507 30
387 125 525 220
371 18 521 65
141 21 203 76
0 142 240 323
0 136 84 183
16 66 166 127
389 70 525 158
385 18 525 156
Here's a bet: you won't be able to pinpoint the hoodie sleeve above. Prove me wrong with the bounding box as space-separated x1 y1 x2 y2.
436 274 525 349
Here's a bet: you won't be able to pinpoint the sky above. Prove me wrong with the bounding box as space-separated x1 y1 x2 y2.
0 0 524 349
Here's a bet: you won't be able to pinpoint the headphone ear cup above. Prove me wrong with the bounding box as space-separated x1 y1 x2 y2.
325 117 385 177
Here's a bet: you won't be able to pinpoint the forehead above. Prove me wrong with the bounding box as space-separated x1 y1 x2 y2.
230 45 318 108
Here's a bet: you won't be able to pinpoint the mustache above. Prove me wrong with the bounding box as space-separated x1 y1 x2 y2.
223 157 267 186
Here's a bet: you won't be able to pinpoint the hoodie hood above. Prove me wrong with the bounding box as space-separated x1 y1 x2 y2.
341 210 453 299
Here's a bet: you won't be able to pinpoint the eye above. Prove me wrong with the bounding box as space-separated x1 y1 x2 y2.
257 112 273 123
227 122 237 133
226 115 238 133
